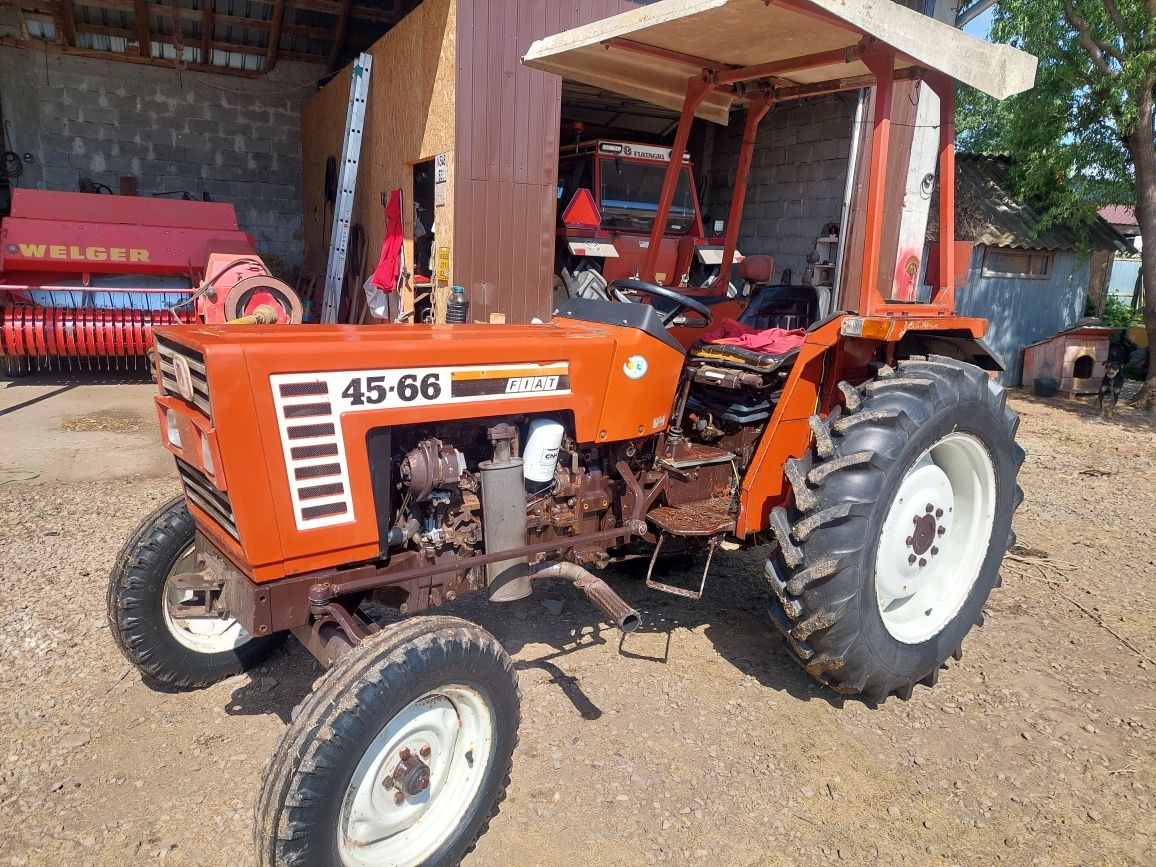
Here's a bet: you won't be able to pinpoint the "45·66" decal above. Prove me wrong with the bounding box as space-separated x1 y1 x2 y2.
341 371 442 406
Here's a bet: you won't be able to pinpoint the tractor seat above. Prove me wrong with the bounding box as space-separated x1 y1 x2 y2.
688 341 801 374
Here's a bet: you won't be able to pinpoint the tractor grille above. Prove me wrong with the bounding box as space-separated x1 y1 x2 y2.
156 337 212 420
176 458 239 542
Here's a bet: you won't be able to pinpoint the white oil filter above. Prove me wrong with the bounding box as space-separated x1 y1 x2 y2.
523 418 564 486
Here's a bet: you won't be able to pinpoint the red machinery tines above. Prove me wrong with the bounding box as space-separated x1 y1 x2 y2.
0 189 299 369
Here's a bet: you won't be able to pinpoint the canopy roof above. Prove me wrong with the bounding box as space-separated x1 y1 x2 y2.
523 0 1037 124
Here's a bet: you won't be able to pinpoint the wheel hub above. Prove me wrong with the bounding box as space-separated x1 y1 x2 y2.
910 511 938 555
383 747 432 798
876 458 954 601
873 432 998 645
338 686 493 867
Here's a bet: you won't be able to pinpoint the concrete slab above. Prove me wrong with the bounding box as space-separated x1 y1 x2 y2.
0 371 172 485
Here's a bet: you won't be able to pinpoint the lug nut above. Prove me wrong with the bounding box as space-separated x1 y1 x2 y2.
937 526 946 536
419 745 431 759
908 554 917 565
905 536 913 546
394 791 405 806
399 747 411 761
931 546 939 556
382 776 394 789
912 515 920 525
918 558 927 567
925 503 934 513
935 508 943 518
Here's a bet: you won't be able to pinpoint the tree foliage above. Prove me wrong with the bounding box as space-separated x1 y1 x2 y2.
958 0 1156 403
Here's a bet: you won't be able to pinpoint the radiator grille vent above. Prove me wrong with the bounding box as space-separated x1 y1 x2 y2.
176 458 239 541
156 338 212 420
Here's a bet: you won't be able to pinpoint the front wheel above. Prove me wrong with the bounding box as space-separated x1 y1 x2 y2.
256 616 520 867
107 495 285 689
767 356 1024 702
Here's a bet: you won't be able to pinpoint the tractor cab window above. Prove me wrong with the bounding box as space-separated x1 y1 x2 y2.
599 158 696 235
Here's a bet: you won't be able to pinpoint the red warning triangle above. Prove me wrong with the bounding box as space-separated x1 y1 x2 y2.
562 188 601 230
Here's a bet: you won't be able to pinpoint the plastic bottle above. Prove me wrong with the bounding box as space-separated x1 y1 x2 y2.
446 285 470 323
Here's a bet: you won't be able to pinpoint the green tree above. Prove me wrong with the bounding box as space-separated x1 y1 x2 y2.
957 0 1155 407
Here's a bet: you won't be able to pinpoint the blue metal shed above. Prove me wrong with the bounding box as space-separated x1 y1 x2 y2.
928 155 1130 386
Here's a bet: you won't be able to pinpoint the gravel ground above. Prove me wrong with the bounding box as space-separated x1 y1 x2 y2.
0 381 1154 866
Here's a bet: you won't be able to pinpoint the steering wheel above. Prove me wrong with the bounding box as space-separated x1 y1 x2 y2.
607 278 713 328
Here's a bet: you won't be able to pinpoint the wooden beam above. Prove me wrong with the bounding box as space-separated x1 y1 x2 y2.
53 0 77 46
132 0 150 56
0 33 262 75
287 0 398 24
326 0 352 72
265 0 283 71
200 0 213 64
1 0 384 35
281 21 334 41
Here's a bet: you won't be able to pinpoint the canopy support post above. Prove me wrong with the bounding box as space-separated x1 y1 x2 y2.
927 71 956 310
858 47 896 316
641 76 713 284
718 94 774 292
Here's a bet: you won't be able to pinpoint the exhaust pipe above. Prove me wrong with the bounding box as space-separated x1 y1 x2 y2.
531 561 641 633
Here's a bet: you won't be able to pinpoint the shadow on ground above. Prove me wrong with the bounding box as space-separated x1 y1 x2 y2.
1010 383 1156 431
219 547 846 725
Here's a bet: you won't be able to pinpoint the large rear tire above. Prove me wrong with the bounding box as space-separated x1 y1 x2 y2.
107 495 285 689
767 356 1024 702
256 616 520 867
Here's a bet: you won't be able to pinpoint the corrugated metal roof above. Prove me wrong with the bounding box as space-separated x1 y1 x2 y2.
928 153 1130 252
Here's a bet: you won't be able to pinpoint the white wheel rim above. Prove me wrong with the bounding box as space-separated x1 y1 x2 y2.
874 432 997 644
338 685 494 867
161 546 252 653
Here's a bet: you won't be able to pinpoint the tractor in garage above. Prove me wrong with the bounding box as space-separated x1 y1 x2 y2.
554 137 743 309
105 0 1036 863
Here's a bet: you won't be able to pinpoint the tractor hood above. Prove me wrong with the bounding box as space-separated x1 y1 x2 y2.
151 318 686 576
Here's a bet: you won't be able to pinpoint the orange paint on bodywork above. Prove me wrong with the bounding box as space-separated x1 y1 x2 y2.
154 317 685 582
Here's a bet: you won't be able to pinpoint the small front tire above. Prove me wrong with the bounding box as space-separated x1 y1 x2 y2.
256 616 520 867
107 495 285 689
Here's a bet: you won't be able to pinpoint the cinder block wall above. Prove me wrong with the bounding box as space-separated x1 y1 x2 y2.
0 47 321 271
700 94 855 282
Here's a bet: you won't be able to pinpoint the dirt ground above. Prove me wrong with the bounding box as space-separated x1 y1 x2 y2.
1 372 1154 866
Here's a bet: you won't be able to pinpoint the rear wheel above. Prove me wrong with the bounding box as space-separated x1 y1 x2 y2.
256 616 520 867
107 495 285 689
767 356 1024 702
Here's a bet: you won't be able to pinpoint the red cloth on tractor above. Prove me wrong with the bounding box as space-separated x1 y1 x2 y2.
370 189 404 293
703 318 806 354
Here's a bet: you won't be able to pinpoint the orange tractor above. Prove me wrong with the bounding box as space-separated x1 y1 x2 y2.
107 1 1036 863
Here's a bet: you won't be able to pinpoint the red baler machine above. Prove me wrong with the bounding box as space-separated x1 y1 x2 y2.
0 189 301 374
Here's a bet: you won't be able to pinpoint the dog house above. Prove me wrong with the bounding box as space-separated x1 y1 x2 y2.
1022 323 1120 397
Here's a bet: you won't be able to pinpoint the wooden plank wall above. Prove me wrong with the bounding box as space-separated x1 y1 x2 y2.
453 0 639 323
301 0 456 322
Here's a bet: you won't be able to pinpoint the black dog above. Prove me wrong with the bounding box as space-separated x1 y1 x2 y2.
1097 360 1124 419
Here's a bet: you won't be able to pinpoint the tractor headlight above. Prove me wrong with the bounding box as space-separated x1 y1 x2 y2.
200 431 215 476
165 409 182 449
